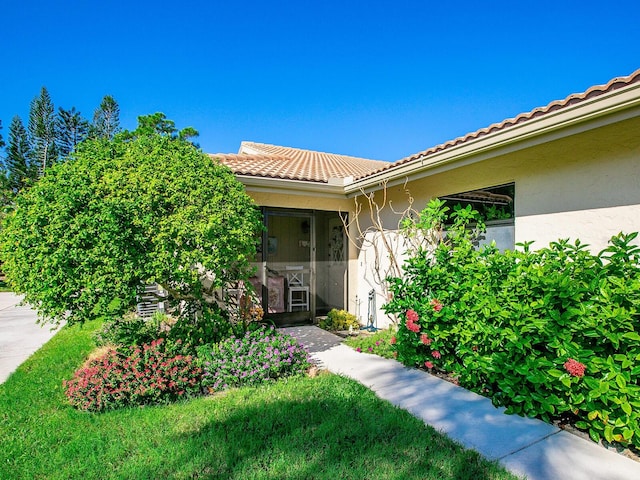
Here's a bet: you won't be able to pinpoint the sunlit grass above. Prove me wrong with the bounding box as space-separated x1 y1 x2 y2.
0 322 519 480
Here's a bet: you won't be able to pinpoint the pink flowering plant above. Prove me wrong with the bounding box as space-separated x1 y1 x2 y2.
200 326 311 391
384 198 640 448
64 338 202 412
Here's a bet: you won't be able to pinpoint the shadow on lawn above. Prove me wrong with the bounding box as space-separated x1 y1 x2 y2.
129 377 513 480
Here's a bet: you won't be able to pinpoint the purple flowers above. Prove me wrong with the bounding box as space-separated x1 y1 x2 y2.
201 326 312 391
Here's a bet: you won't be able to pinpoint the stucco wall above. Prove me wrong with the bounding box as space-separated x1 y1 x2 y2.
349 114 640 329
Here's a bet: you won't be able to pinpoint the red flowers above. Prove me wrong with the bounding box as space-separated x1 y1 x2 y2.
390 336 397 345
564 358 586 377
424 361 434 369
431 350 441 359
430 299 443 312
405 309 421 333
420 334 432 345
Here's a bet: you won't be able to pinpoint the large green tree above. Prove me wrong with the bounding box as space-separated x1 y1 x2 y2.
0 121 9 209
91 95 120 140
5 116 33 192
57 106 89 157
28 86 58 175
0 115 262 325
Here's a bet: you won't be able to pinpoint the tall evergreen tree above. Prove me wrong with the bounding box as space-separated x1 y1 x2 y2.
0 120 9 207
92 95 120 140
6 116 33 192
57 107 89 157
28 86 58 175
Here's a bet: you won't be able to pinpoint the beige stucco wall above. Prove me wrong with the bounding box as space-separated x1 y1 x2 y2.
364 115 640 250
349 114 640 328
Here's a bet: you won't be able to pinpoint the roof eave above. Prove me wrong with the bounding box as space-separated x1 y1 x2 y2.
237 175 349 199
345 80 640 196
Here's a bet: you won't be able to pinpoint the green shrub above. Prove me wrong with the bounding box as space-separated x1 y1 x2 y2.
200 326 311 391
385 198 640 448
94 305 234 355
63 338 202 412
93 311 167 348
319 308 360 331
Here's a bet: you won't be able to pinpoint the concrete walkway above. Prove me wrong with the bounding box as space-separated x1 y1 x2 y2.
282 325 640 480
0 292 61 384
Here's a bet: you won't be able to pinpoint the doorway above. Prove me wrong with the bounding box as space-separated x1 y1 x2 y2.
254 209 346 325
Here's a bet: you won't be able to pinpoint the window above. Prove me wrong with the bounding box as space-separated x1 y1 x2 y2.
441 183 514 223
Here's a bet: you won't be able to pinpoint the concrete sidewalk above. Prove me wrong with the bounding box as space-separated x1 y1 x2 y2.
282 325 640 480
0 292 61 384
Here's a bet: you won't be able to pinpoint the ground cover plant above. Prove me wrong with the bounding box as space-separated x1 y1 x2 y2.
200 326 312 391
344 327 396 359
384 198 640 450
0 322 518 480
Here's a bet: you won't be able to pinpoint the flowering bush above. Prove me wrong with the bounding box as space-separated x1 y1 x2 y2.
64 339 202 412
564 358 586 377
385 198 640 448
200 327 312 391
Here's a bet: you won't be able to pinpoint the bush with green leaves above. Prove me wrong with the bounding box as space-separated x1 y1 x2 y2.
93 306 235 355
200 326 312 391
0 114 262 327
385 198 640 448
319 308 360 331
93 311 169 348
64 338 202 412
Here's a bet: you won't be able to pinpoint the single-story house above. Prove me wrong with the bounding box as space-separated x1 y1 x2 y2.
212 68 640 328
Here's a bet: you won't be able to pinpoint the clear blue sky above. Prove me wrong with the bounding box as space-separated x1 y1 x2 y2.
1 0 638 162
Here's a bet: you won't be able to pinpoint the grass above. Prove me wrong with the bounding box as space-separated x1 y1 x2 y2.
0 322 520 480
344 327 397 359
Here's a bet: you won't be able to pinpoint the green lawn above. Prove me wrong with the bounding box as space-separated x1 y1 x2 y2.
0 322 519 480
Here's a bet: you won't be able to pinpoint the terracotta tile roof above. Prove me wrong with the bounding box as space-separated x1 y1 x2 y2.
360 67 640 178
211 68 640 186
211 142 389 183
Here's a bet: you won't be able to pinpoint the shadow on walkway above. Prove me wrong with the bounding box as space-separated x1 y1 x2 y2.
279 325 344 353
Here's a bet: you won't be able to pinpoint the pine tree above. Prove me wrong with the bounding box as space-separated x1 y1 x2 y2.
92 95 120 140
57 107 89 157
6 116 33 192
28 86 58 176
0 120 9 207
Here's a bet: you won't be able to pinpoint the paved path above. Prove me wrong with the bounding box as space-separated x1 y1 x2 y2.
0 292 61 384
282 325 640 480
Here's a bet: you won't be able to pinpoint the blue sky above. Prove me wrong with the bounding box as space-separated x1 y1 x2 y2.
1 1 638 162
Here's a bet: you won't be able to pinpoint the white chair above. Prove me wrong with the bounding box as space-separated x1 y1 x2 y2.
286 266 309 312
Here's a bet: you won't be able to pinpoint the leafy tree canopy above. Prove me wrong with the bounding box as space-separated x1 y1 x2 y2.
0 115 262 325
